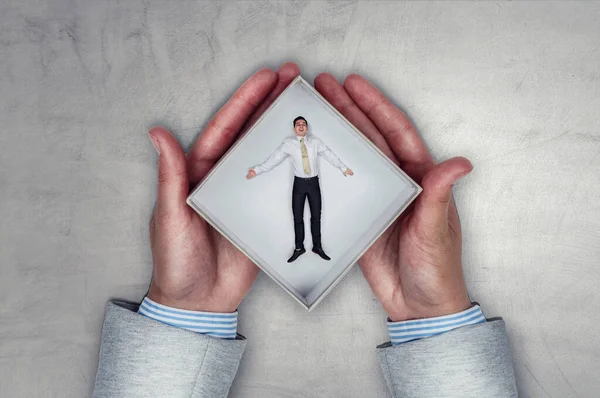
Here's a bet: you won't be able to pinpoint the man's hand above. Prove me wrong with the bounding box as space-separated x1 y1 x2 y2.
246 169 257 179
343 168 354 176
147 63 301 313
315 73 472 322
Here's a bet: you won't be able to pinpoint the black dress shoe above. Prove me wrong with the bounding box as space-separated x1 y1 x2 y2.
287 248 306 263
312 247 331 261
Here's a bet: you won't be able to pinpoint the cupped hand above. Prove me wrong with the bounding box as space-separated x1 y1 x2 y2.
343 168 354 176
315 73 472 322
147 63 301 312
246 169 257 179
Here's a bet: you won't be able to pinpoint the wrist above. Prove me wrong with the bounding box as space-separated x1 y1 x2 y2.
388 295 471 323
387 304 485 345
147 284 237 314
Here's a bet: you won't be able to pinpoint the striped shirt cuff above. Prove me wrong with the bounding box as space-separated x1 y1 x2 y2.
387 305 486 345
137 297 238 339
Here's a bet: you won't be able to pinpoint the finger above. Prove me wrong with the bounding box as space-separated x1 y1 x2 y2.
413 157 472 229
187 68 278 185
243 62 301 130
343 74 435 179
149 127 189 217
314 73 399 166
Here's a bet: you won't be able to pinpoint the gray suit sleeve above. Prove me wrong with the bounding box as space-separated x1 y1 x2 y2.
93 301 246 398
377 320 518 398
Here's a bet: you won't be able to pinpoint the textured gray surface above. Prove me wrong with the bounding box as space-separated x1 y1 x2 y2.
1 1 599 397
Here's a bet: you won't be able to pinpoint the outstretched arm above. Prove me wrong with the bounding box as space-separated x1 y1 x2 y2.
316 139 350 175
251 143 289 176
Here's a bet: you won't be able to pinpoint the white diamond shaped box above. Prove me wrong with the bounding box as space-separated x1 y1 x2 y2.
186 76 421 310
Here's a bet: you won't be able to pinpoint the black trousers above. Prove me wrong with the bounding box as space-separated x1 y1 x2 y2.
292 176 322 250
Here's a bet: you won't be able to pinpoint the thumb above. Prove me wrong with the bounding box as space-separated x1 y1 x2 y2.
148 127 189 218
413 157 472 229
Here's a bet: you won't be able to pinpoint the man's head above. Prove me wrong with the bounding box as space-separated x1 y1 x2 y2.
293 116 308 137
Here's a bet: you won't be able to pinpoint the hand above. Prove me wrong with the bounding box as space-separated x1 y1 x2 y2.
246 169 257 179
147 63 301 312
343 168 354 176
315 73 472 321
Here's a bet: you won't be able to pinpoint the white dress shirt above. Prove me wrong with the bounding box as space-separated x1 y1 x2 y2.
253 136 347 178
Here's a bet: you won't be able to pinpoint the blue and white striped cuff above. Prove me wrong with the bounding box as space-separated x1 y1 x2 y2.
137 297 238 339
387 305 486 345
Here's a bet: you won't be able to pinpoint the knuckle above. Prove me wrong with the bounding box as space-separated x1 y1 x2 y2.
430 229 451 246
413 223 453 248
157 166 169 184
420 166 439 189
209 118 236 139
386 117 414 138
157 165 186 185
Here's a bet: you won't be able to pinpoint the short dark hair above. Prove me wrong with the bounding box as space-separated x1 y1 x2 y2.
293 116 307 127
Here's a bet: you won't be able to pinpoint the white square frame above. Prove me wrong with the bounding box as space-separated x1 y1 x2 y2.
187 76 422 310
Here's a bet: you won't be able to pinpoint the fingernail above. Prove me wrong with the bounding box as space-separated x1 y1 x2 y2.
457 169 472 181
148 132 160 155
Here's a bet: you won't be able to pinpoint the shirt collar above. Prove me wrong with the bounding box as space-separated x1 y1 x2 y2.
295 135 307 141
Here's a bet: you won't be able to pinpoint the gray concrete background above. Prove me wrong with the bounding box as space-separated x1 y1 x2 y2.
1 1 598 397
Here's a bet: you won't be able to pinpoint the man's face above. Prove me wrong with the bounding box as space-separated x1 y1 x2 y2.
294 120 307 136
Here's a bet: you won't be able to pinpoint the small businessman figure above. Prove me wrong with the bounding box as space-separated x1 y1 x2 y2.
247 116 354 263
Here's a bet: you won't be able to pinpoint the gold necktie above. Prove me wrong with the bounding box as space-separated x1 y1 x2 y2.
300 138 311 174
